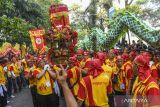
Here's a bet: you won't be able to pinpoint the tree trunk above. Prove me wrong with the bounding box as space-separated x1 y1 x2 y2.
100 18 105 31
89 0 97 27
127 31 131 45
92 36 97 52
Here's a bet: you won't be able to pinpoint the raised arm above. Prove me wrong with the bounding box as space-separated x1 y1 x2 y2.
56 64 78 107
36 70 46 79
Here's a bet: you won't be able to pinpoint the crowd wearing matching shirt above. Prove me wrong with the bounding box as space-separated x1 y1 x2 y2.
0 46 160 107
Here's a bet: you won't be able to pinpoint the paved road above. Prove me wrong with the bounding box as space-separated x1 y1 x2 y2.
8 88 34 107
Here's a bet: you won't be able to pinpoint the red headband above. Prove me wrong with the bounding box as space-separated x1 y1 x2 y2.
84 51 90 56
122 53 129 61
134 55 148 67
97 52 105 60
85 59 103 78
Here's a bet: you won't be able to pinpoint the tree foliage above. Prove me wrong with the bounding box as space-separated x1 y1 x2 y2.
136 0 160 28
12 0 51 29
70 4 90 41
0 0 14 16
0 15 34 46
77 28 106 51
0 0 53 46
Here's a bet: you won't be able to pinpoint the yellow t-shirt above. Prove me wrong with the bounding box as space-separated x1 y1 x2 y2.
78 72 111 107
34 68 53 95
0 65 6 85
101 63 113 79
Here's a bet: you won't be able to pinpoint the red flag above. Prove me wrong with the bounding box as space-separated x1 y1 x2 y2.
29 28 46 54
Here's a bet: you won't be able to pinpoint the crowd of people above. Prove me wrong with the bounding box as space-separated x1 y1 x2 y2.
0 40 160 107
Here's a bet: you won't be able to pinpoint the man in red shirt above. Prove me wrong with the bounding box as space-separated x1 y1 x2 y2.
80 51 91 77
97 52 115 107
129 51 137 62
132 54 160 107
76 49 84 64
121 53 133 95
80 51 91 69
97 52 113 79
105 49 117 74
114 55 132 107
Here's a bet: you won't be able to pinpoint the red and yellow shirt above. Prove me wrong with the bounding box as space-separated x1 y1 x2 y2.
101 63 113 79
80 58 91 68
151 64 159 81
77 72 112 107
67 66 81 96
114 61 133 92
132 76 160 107
0 65 6 85
33 68 53 95
9 63 20 77
24 67 36 87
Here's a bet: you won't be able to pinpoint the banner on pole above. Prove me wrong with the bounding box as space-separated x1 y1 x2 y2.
29 28 46 54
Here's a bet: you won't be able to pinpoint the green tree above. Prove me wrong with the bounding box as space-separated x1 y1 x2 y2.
12 0 51 29
0 0 54 46
77 28 106 51
70 4 90 40
0 15 34 46
0 0 14 16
